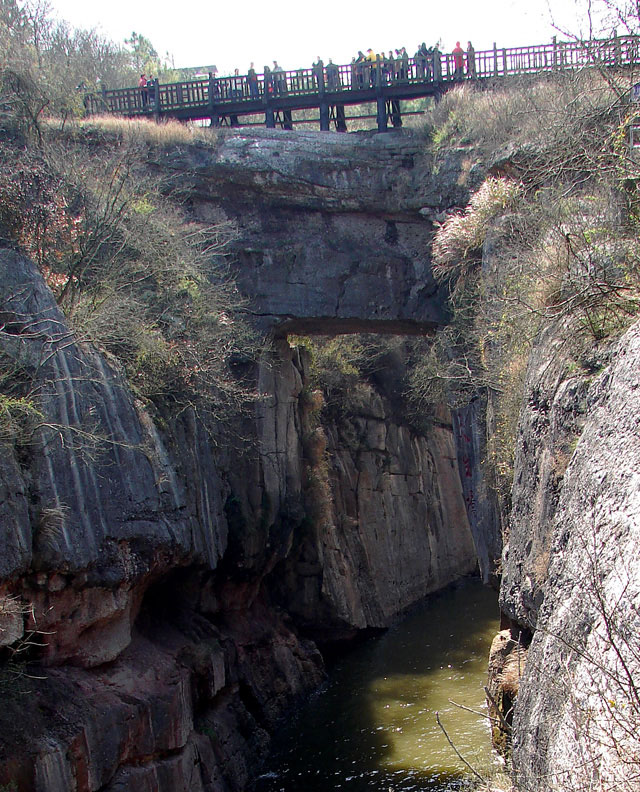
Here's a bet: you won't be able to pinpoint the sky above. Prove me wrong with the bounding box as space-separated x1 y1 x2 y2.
44 0 602 76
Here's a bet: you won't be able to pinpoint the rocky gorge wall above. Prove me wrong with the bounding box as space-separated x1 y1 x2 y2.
496 317 640 791
0 129 496 792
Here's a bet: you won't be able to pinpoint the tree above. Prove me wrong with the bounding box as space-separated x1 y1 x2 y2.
124 31 163 77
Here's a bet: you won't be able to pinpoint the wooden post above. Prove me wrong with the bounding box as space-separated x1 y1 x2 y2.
208 72 215 122
335 105 347 132
265 104 275 128
374 55 388 131
552 35 558 70
376 96 388 132
493 42 498 76
153 79 160 120
390 99 402 127
502 48 507 76
210 76 220 127
317 60 329 130
319 101 330 131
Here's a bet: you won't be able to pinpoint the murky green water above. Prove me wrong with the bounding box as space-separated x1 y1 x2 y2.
253 579 499 792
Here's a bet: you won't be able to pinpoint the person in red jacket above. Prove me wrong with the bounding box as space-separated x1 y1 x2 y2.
452 42 464 80
138 74 148 106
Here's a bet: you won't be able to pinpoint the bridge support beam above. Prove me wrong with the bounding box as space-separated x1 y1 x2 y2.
335 105 347 132
376 96 388 132
265 105 276 128
319 101 330 131
389 99 402 127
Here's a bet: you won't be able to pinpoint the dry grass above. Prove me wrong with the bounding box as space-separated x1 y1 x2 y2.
0 595 28 648
499 643 528 697
425 71 619 155
433 178 523 283
51 114 223 147
303 425 333 528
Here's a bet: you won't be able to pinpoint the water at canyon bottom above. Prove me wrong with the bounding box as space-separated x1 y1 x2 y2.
253 579 499 792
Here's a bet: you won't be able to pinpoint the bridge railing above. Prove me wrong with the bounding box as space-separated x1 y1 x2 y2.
85 35 640 118
160 78 209 110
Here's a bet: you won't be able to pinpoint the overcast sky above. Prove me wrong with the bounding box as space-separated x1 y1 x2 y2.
45 0 603 76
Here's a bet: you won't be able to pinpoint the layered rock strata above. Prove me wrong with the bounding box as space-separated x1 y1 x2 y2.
156 128 484 335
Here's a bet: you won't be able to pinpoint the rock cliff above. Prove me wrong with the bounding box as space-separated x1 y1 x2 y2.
0 253 326 792
498 319 640 791
0 129 494 792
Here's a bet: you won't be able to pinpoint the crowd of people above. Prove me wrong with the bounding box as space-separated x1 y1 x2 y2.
348 41 476 87
138 42 478 106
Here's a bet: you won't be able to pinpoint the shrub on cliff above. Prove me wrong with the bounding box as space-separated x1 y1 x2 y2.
427 70 626 183
0 133 256 423
419 58 640 496
433 178 524 288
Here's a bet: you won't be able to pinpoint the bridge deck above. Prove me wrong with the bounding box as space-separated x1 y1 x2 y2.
86 35 640 132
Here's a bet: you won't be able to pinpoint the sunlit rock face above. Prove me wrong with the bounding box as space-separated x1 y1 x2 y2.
499 321 593 632
0 253 325 791
271 396 478 640
0 252 226 662
495 319 640 792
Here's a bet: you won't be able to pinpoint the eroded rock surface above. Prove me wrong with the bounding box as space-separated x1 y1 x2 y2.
274 395 478 639
0 254 325 791
500 322 594 631
499 321 640 791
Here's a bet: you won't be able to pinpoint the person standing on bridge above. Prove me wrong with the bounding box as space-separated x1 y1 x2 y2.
248 63 259 98
415 46 425 79
400 47 409 80
420 43 432 80
452 41 465 80
326 59 340 91
466 42 476 78
355 51 365 88
273 62 287 95
146 76 156 108
432 45 442 82
313 57 324 89
264 65 274 95
139 74 148 107
365 49 376 86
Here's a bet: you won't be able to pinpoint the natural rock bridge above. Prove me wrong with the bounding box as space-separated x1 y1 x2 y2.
89 34 639 132
160 128 475 335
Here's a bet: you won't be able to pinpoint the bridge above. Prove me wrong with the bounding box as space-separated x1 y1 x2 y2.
86 35 640 132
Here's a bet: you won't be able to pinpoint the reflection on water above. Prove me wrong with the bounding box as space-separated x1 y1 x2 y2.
253 579 499 792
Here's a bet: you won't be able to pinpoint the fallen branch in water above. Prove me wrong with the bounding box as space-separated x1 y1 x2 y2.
435 710 485 783
448 697 502 725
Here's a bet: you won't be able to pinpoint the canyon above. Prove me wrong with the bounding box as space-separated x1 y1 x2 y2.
0 129 492 792
1 123 638 792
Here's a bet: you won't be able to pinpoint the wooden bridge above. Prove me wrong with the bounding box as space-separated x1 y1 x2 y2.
86 35 640 133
